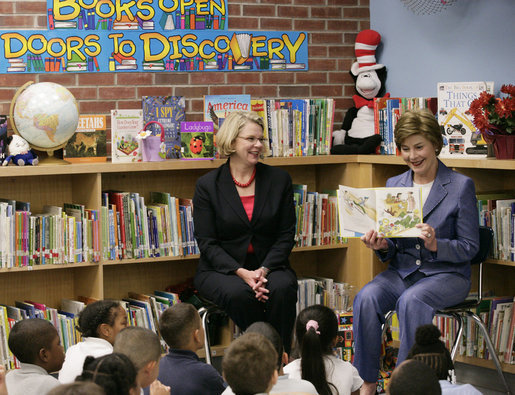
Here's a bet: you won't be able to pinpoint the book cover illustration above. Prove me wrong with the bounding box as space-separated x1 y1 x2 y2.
64 115 107 163
203 94 251 128
142 96 185 159
337 185 423 238
180 122 215 160
438 81 494 158
110 109 143 163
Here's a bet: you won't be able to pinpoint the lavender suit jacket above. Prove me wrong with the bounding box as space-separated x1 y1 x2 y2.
378 160 479 279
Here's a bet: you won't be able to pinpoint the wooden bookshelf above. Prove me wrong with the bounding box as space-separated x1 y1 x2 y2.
1 155 513 370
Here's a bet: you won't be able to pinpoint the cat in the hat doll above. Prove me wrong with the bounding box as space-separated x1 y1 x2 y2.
331 29 388 155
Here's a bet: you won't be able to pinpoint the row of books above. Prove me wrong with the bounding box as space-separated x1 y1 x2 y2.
160 11 225 30
251 98 334 157
0 200 100 269
477 195 515 262
296 276 355 314
373 96 437 155
434 296 515 365
101 191 198 261
293 185 342 247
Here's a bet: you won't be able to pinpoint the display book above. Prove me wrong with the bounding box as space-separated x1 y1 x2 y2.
180 121 215 160
0 290 181 370
437 81 494 159
101 190 198 261
63 114 107 163
0 198 100 269
142 96 186 159
111 109 144 163
373 96 437 155
336 185 423 238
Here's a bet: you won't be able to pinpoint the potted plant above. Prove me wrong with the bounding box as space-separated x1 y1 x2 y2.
468 84 515 159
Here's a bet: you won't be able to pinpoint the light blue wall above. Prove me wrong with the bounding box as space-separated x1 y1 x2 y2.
370 0 514 97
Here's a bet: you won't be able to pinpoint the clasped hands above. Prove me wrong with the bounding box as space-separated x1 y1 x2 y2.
361 223 437 252
235 267 269 302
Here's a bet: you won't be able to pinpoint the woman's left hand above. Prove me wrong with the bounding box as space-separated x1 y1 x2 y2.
253 269 269 302
416 223 437 252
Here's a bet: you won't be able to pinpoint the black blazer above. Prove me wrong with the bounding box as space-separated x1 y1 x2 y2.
193 160 296 274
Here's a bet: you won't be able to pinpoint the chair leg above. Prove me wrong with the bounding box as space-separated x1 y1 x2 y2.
466 311 512 395
382 310 396 340
199 307 213 365
449 313 463 361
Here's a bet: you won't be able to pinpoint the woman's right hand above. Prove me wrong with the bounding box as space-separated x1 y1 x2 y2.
235 268 269 302
361 230 388 251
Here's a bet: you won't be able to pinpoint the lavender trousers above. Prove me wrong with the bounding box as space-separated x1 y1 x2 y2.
352 268 470 383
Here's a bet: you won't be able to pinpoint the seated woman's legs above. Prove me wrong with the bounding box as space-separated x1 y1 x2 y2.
264 268 298 354
194 270 266 330
395 271 470 364
353 269 407 384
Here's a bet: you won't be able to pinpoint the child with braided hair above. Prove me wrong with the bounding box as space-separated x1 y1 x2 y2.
284 305 363 395
58 300 128 383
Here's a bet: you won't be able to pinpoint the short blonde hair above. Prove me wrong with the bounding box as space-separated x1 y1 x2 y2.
216 111 265 157
394 109 443 155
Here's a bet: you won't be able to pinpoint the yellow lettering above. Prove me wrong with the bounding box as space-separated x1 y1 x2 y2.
211 0 225 15
53 0 81 20
47 37 66 57
78 0 96 10
0 33 27 58
180 0 194 15
28 35 47 55
136 0 154 20
108 33 124 54
119 40 136 57
268 38 284 60
158 0 179 13
67 37 86 60
141 32 169 61
181 34 198 57
84 35 101 57
199 39 215 60
282 33 305 64
115 0 136 21
196 0 209 15
251 35 267 58
213 36 230 53
168 35 182 60
96 0 115 18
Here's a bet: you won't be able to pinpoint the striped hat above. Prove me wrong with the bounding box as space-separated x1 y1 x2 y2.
350 29 384 76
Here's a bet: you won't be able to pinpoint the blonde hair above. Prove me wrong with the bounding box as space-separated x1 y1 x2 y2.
216 111 265 157
394 109 443 155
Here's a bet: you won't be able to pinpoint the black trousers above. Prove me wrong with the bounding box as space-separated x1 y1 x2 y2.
194 256 298 354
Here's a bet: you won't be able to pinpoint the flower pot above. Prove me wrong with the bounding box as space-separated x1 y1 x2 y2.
492 134 515 160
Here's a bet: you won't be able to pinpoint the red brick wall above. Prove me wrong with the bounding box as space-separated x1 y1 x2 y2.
0 0 370 129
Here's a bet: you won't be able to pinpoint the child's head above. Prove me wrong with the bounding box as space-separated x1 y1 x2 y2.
78 300 128 345
76 353 139 395
47 382 106 395
246 321 284 372
294 305 338 395
8 318 65 373
113 327 161 388
222 332 278 395
159 303 203 351
387 359 441 395
407 324 454 380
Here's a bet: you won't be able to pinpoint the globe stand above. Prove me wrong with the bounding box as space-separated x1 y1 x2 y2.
35 149 70 166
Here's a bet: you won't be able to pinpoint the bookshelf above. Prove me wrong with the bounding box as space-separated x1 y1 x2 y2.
1 155 514 371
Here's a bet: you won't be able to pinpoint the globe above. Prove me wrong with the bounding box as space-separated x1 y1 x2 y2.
10 81 79 158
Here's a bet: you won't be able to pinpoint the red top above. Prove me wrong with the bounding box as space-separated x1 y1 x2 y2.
240 195 255 253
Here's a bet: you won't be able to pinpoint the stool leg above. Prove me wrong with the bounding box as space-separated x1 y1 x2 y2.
467 311 512 395
200 308 213 365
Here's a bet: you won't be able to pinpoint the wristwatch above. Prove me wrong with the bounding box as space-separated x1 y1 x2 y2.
260 266 270 277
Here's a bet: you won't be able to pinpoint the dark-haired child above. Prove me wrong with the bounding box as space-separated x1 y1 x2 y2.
156 303 226 395
114 327 170 395
58 300 128 383
48 382 106 395
5 318 65 395
222 332 278 395
407 324 482 394
76 352 139 395
387 359 441 395
284 305 363 395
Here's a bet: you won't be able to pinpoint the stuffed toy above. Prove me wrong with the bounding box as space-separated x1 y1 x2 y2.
2 134 39 166
331 29 388 155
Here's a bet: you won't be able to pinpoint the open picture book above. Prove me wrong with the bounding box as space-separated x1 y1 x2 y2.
337 185 423 238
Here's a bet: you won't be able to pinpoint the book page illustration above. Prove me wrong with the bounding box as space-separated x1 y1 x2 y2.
338 186 376 235
375 188 422 237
